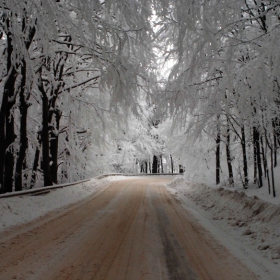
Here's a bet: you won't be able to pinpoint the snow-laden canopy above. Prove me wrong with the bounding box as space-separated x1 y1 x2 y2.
0 0 280 195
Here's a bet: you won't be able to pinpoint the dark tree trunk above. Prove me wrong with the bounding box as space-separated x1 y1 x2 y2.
140 163 144 173
216 118 221 185
30 132 41 189
4 104 16 192
144 161 147 173
253 128 257 184
267 168 271 195
38 75 53 187
274 133 277 168
272 119 277 167
42 96 52 186
260 137 267 178
170 155 174 174
15 18 36 191
226 118 234 186
15 103 28 191
152 155 158 173
3 70 17 193
49 110 62 184
253 127 263 187
253 132 258 184
0 90 8 192
271 145 276 197
0 29 17 193
275 117 280 147
241 125 248 187
15 63 29 191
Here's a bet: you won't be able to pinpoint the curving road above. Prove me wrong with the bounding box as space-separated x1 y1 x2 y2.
0 177 257 280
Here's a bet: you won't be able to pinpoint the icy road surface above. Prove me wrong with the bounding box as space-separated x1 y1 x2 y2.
0 177 257 280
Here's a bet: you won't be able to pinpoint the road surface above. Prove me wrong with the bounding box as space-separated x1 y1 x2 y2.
0 177 257 280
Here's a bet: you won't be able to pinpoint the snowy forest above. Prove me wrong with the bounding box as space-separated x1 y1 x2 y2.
0 0 280 195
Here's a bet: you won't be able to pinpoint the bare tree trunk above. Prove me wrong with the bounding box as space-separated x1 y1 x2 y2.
3 82 17 192
38 73 53 187
30 131 42 189
241 125 248 187
0 27 17 193
144 161 147 173
140 162 144 173
4 106 16 192
15 61 30 191
253 127 263 187
216 117 221 185
170 155 174 174
152 155 158 173
253 128 257 184
226 118 234 186
271 145 276 197
49 110 62 184
272 119 277 167
267 169 271 195
260 136 267 177
15 19 36 191
15 108 28 191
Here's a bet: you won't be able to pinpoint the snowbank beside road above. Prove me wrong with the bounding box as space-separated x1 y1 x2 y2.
167 177 280 279
0 179 100 232
0 176 131 233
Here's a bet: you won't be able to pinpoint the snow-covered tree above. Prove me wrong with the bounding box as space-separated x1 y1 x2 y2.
0 0 163 193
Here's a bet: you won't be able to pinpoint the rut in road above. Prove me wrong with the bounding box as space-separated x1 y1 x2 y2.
0 177 257 280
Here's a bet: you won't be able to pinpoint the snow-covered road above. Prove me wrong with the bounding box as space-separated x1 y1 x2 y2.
0 177 257 280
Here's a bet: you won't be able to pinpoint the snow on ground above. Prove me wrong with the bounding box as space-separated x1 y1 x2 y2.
0 176 130 233
166 177 280 280
0 178 101 232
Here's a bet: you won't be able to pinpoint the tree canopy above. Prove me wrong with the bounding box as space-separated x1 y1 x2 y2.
0 0 280 196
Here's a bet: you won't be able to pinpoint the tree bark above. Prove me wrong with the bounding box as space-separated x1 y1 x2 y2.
144 161 148 173
4 104 16 192
216 117 221 185
260 136 267 178
15 63 29 191
15 17 37 191
49 110 62 184
0 29 17 193
241 125 248 187
253 127 263 187
38 73 53 187
170 155 174 174
267 169 271 195
272 119 277 167
226 118 234 186
152 155 158 173
30 131 41 189
271 145 276 197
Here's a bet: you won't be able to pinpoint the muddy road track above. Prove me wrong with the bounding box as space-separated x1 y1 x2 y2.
0 177 257 280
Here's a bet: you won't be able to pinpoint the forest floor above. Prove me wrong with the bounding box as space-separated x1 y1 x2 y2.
0 176 258 280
